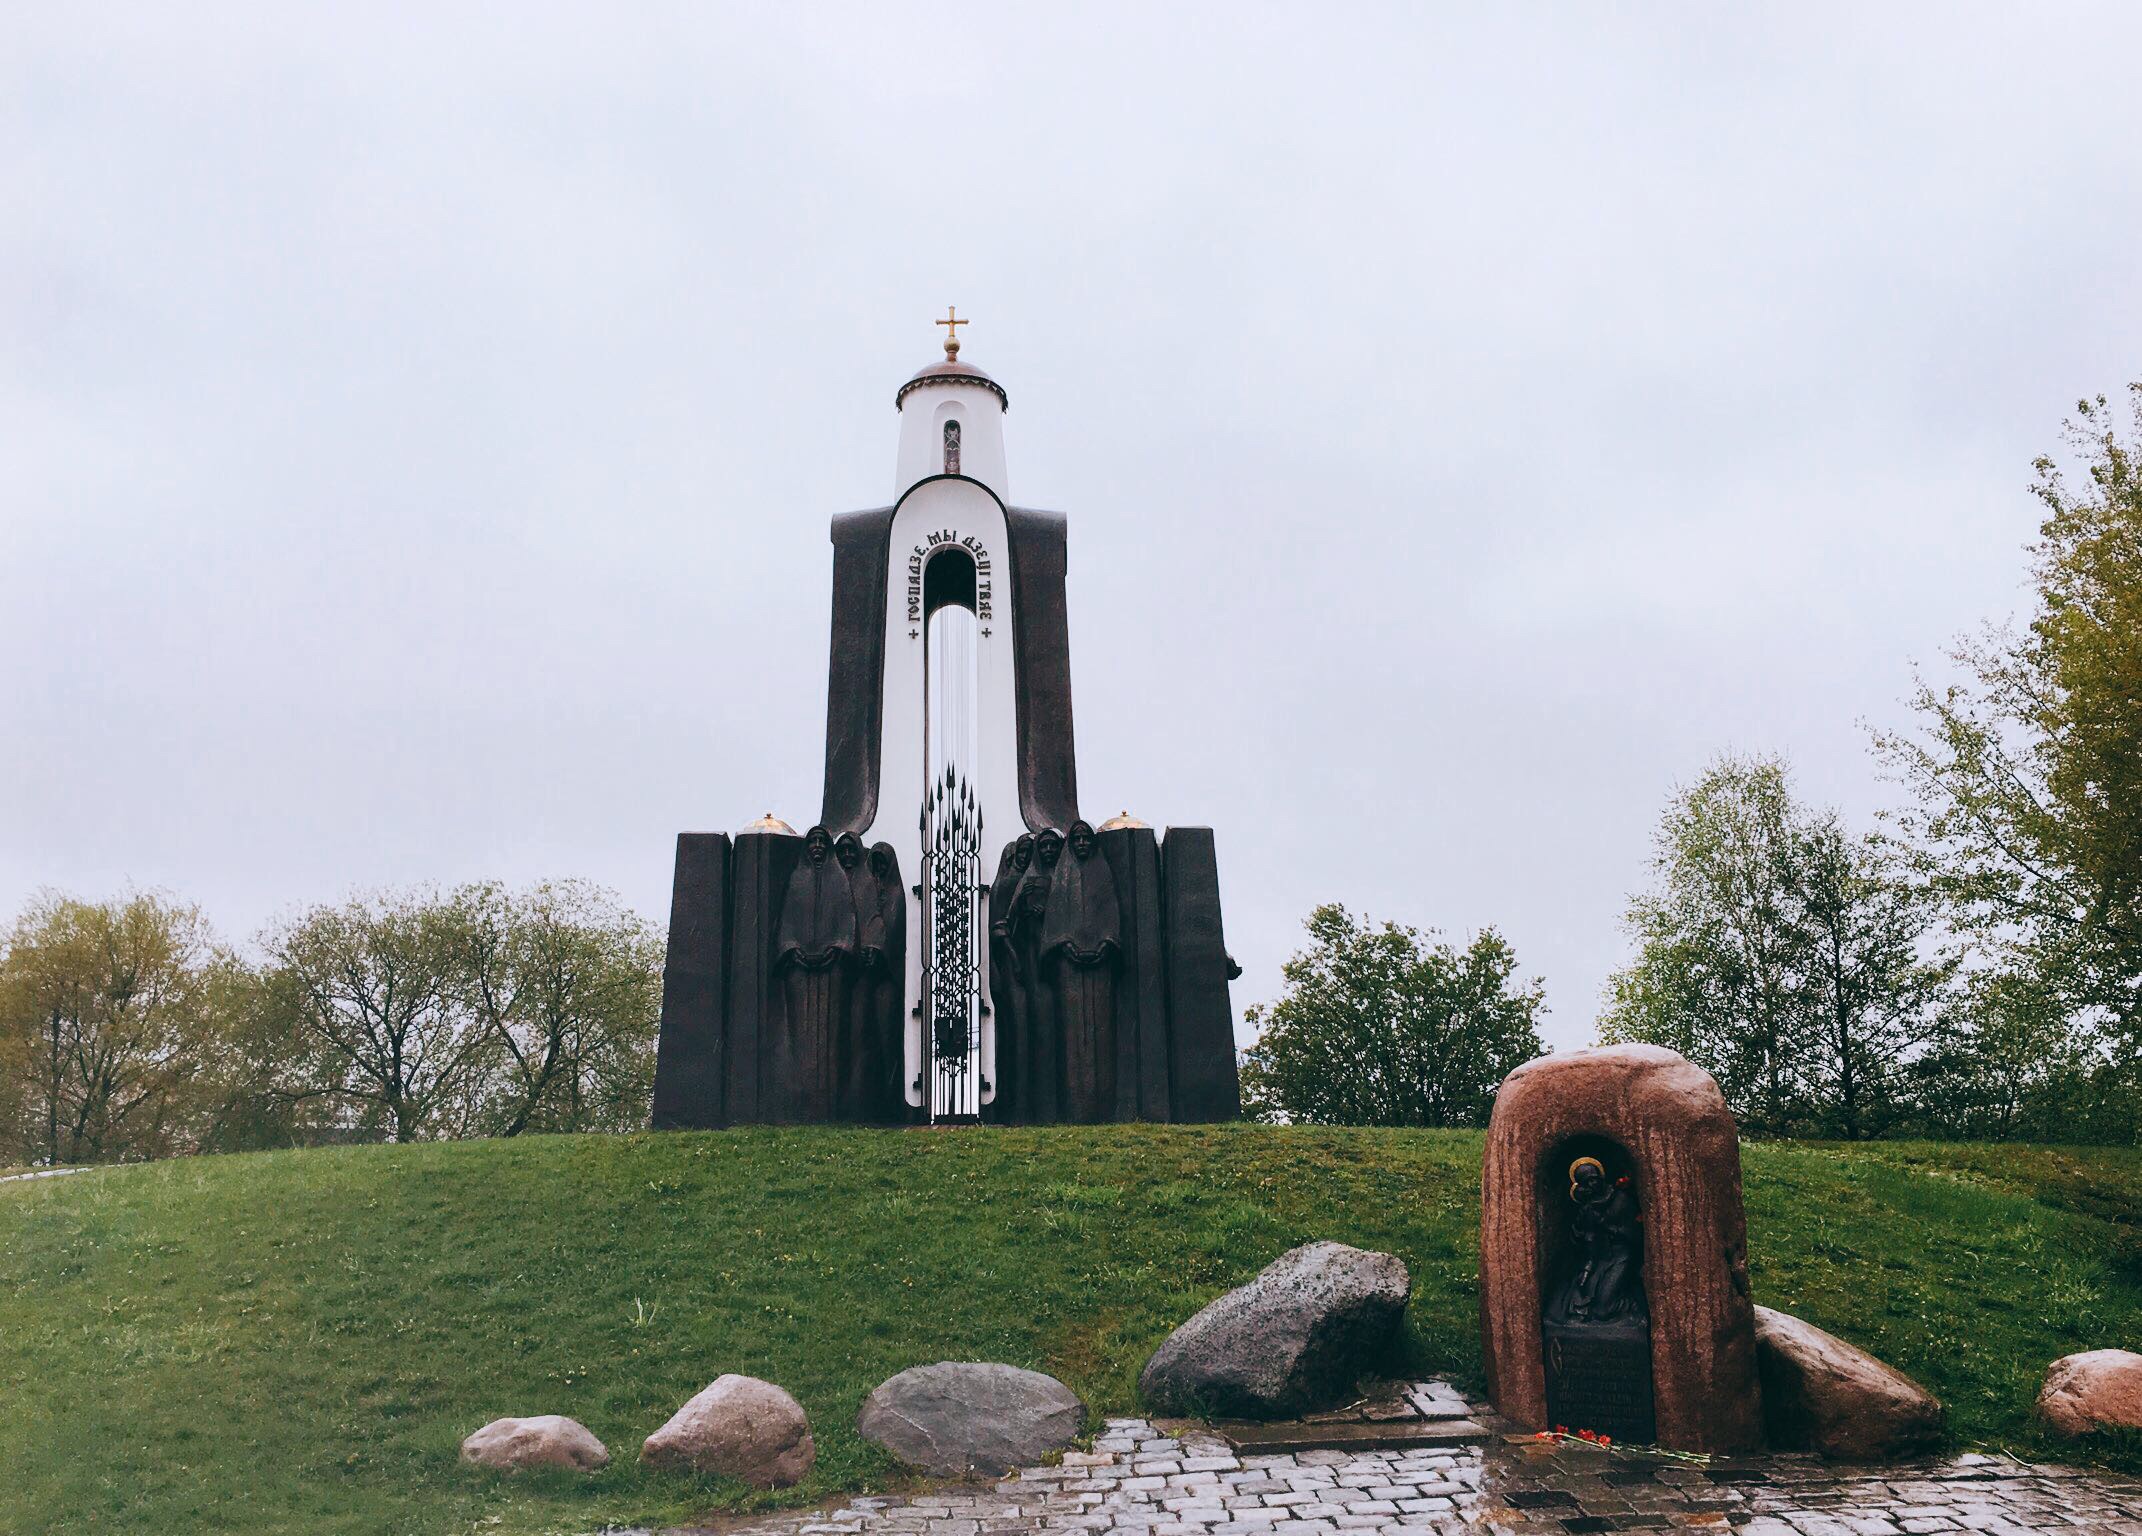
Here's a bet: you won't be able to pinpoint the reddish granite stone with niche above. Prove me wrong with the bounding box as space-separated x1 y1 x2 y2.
1480 1043 1762 1453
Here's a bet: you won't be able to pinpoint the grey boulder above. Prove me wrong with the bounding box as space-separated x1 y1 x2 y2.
857 1362 1085 1476
1754 1306 1943 1459
641 1374 815 1487
1139 1240 1411 1419
459 1414 610 1473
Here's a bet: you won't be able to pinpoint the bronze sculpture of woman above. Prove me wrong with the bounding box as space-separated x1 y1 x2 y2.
859 841 906 1121
835 832 899 1121
1039 818 1122 1123
1011 829 1060 1123
771 824 857 1121
1543 1156 1648 1327
986 833 1034 1123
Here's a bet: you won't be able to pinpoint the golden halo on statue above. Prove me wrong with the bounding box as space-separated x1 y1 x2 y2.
1567 1155 1607 1198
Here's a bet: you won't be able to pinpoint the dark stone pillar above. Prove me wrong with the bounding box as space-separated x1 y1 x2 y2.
650 833 731 1130
820 507 896 837
725 830 803 1125
1004 506 1079 833
1100 825 1169 1122
1160 827 1241 1123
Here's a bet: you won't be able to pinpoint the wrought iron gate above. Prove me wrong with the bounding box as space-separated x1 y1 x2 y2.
919 766 985 1121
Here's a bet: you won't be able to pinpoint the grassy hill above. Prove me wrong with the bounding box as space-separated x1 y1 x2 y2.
2 1127 2139 1536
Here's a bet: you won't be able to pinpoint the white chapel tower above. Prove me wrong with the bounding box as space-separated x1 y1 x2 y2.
650 316 1239 1129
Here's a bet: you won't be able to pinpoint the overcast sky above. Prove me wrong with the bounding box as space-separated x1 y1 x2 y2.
7 6 2142 1051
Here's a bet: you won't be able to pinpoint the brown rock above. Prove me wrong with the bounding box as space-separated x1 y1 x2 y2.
2036 1348 2142 1437
641 1374 815 1487
459 1414 610 1473
1479 1044 1763 1454
1754 1306 1943 1458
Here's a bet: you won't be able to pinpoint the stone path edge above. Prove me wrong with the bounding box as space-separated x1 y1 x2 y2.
592 1379 2142 1536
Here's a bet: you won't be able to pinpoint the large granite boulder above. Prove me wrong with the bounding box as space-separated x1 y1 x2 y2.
2037 1349 2142 1438
1481 1045 1763 1454
641 1374 815 1487
857 1361 1085 1475
1754 1306 1943 1459
460 1414 610 1473
1138 1240 1410 1419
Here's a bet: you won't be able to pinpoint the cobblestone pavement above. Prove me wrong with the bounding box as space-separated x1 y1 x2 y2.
640 1394 2142 1536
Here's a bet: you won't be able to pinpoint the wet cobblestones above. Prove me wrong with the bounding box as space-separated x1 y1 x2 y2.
644 1388 2142 1536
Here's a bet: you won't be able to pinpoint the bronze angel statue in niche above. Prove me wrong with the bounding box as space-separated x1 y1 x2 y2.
1543 1155 1648 1327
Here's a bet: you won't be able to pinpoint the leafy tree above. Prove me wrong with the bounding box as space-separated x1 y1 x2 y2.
1794 815 1955 1139
1240 904 1545 1126
254 882 664 1143
0 892 228 1164
1601 755 1946 1137
255 891 487 1143
1905 969 2080 1140
1877 386 2142 1128
1600 757 1812 1129
457 880 662 1136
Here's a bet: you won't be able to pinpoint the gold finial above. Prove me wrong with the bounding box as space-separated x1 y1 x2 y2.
935 305 968 359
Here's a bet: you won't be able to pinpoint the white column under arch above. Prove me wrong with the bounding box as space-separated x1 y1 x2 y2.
862 476 1021 1111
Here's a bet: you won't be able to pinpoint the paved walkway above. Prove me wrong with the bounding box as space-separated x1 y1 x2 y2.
0 1167 81 1184
637 1392 2142 1536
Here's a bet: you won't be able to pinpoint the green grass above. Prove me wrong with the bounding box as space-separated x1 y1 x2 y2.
1 1128 2137 1535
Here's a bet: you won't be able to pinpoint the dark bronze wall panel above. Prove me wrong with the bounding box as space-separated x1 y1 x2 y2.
1100 825 1170 1122
724 830 803 1125
649 833 731 1130
1160 827 1242 1123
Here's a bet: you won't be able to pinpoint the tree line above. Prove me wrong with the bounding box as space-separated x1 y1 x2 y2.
0 881 662 1166
12 390 2139 1154
1247 386 2142 1142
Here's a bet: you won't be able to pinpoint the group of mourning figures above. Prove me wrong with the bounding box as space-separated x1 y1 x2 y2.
772 826 908 1122
769 818 1125 1124
988 820 1122 1123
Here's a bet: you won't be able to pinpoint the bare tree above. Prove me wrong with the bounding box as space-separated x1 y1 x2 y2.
256 892 491 1143
456 880 662 1135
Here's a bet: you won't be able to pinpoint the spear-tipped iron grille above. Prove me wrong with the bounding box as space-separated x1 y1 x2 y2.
920 766 984 1121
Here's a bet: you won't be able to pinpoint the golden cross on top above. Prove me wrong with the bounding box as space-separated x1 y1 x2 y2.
935 306 968 358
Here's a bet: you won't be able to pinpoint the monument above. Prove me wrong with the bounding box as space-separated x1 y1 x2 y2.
1479 1044 1763 1453
650 316 1243 1128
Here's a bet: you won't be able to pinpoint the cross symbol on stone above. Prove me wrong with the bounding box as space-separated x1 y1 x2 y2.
908 628 919 640
980 626 992 637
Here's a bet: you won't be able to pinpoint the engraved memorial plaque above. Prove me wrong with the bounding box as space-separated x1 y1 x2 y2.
1542 1320 1655 1443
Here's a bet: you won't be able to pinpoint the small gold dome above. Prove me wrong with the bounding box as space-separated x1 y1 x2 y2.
1097 810 1148 831
740 811 796 835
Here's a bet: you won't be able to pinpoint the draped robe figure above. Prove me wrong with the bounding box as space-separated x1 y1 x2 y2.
861 841 906 1121
772 824 858 1120
835 832 878 1121
1543 1157 1649 1327
985 833 1034 1123
1039 819 1122 1122
1011 829 1061 1123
